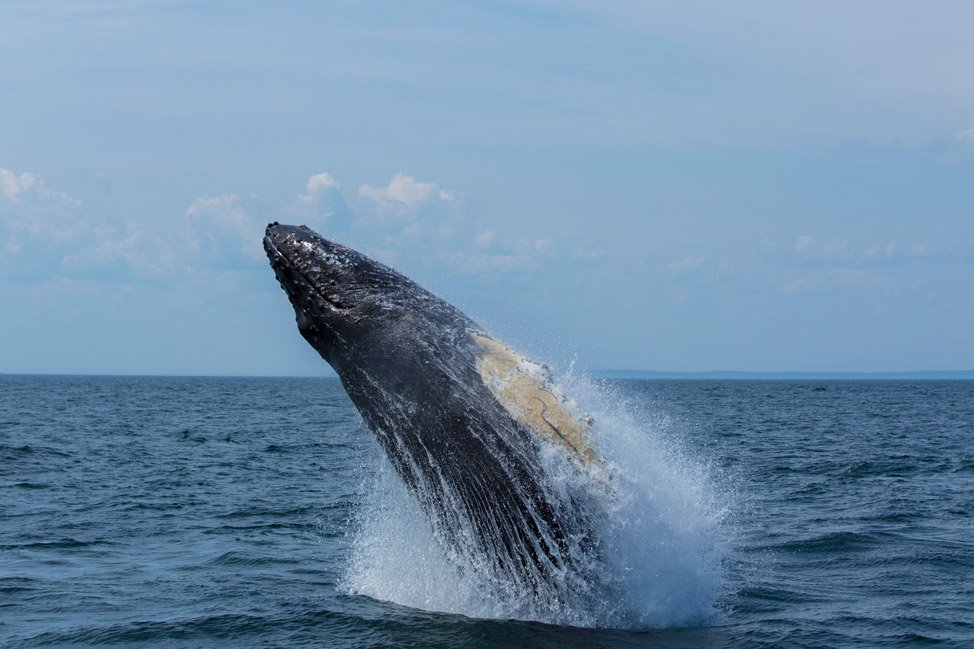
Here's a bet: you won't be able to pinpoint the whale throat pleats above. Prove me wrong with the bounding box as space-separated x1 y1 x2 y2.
471 332 599 467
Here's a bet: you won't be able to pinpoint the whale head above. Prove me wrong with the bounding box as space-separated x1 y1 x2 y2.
263 223 395 364
263 222 463 368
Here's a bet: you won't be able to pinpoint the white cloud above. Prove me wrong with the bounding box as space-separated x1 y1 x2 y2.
288 171 353 234
571 246 605 263
0 167 91 279
0 166 84 240
951 128 974 145
793 234 814 254
663 254 733 287
178 171 570 280
2 167 600 290
439 236 563 274
358 172 443 214
765 233 972 299
1 168 41 201
771 234 947 267
0 167 197 281
346 173 471 266
668 255 707 274
0 168 80 212
184 193 264 265
793 235 852 261
474 229 495 248
62 221 174 279
306 172 340 194
533 237 554 255
863 240 898 259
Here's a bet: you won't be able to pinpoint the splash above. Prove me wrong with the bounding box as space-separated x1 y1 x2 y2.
341 373 729 629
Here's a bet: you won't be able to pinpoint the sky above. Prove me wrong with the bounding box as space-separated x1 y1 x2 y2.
1 0 973 375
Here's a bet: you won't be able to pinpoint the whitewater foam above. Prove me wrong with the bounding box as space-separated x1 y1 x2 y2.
341 373 729 629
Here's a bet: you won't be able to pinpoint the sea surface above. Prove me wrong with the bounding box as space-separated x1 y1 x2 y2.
1 375 972 648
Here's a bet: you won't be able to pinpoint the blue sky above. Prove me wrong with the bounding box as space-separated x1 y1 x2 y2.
2 1 972 375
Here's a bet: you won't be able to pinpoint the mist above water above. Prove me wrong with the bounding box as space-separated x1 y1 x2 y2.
341 373 729 629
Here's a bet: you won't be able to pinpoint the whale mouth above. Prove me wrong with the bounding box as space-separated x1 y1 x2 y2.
263 223 351 312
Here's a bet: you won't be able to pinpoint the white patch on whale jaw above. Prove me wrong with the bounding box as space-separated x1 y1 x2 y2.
470 332 602 470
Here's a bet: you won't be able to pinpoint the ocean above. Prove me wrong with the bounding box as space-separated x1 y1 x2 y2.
1 375 971 648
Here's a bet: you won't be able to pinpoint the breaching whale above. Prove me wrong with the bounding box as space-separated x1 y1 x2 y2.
263 223 604 601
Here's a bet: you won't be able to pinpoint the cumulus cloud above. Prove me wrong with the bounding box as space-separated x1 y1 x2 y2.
1 167 602 291
668 255 707 274
184 193 265 266
1 168 40 201
347 172 465 263
0 166 202 282
305 172 340 194
474 229 495 248
182 171 593 280
1 166 267 282
288 171 353 235
571 246 605 263
61 221 176 279
439 235 558 273
0 169 79 210
762 233 972 297
950 128 974 146
662 255 733 287
1 167 84 240
0 167 91 280
182 171 571 277
358 172 456 214
910 128 974 164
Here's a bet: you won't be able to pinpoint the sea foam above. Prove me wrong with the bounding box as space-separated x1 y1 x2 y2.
341 373 728 629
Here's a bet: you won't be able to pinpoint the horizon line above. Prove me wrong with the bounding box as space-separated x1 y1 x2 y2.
2 369 974 380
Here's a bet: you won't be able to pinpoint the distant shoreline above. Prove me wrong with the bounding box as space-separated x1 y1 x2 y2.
2 370 973 380
592 370 974 380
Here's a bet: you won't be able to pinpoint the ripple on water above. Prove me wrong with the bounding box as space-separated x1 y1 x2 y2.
1 376 973 647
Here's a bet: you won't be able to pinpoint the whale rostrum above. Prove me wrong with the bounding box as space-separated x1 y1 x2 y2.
263 222 606 601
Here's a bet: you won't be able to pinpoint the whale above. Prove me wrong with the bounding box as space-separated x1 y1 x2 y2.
263 223 604 600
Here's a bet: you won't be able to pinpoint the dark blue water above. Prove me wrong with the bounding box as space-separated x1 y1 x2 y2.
1 376 972 647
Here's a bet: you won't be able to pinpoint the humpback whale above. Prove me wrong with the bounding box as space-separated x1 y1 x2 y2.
263 223 604 601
